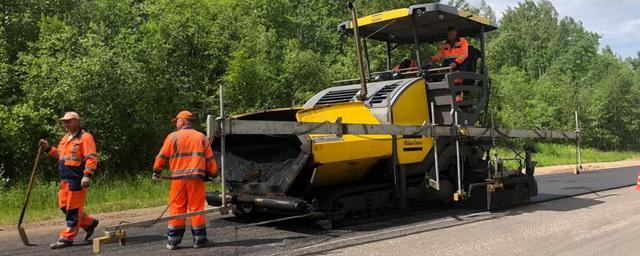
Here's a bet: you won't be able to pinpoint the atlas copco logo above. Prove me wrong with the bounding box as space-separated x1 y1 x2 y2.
403 139 423 146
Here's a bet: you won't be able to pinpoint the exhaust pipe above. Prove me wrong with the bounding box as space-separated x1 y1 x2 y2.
349 2 368 101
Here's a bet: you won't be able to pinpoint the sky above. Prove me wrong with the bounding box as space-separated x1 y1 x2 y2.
468 0 640 58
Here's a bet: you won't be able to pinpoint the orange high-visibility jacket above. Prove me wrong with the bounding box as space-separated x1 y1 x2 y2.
153 127 217 179
392 59 419 72
431 37 469 65
48 130 98 178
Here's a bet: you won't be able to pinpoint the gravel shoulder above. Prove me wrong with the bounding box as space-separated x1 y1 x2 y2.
535 158 640 175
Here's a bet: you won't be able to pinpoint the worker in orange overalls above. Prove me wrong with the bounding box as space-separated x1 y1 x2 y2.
431 26 469 71
431 26 469 102
153 110 217 250
39 111 99 249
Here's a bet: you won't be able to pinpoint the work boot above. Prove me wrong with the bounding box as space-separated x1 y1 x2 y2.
84 219 99 241
49 239 73 249
166 243 179 250
193 237 210 248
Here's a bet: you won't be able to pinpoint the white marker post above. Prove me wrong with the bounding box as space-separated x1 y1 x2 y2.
575 111 582 175
430 102 440 190
219 84 227 208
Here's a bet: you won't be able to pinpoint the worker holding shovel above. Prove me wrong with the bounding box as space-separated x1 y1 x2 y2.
39 111 100 249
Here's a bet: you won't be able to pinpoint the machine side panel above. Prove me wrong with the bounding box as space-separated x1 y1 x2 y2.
390 79 434 164
297 102 392 187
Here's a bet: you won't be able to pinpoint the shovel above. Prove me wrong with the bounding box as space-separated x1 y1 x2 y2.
18 145 43 246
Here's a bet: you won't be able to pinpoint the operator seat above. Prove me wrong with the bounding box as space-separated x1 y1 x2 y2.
460 45 480 73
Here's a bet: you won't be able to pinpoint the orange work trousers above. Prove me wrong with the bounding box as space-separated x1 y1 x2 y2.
58 180 95 240
167 178 207 244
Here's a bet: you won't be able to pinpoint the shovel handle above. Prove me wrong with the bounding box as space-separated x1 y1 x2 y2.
18 145 44 226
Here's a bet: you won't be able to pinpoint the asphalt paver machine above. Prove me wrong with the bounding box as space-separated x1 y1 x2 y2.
205 3 581 224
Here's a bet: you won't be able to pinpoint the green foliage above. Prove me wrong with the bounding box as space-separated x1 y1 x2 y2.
487 0 640 152
0 0 438 182
495 143 640 168
0 27 8 91
0 164 10 189
0 0 639 185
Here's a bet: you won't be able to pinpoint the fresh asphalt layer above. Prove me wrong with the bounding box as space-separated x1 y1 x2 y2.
328 182 640 256
0 166 637 256
533 166 638 202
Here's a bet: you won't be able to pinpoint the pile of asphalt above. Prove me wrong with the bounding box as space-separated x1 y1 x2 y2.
222 143 300 185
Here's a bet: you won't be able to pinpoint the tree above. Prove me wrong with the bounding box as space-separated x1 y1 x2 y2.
0 26 9 98
0 0 639 181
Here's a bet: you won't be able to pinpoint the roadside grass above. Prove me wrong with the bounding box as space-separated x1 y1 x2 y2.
494 143 640 167
0 174 221 226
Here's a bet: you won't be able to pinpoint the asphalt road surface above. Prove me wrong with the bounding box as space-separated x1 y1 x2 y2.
0 166 637 256
328 185 640 256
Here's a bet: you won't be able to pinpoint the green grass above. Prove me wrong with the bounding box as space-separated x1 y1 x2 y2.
494 143 640 167
0 175 220 226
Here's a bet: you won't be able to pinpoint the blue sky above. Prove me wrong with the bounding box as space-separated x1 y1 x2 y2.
469 0 640 58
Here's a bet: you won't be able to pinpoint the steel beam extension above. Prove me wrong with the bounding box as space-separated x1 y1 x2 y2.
218 119 577 140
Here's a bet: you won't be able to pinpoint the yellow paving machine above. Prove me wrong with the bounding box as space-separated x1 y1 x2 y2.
204 3 580 227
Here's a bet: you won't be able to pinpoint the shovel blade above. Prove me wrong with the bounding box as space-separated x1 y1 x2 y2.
18 225 30 246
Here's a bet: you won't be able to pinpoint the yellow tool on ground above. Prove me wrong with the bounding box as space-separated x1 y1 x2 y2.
93 229 126 253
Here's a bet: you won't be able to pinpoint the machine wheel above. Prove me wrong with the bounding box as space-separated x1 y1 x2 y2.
315 219 333 230
231 203 256 221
